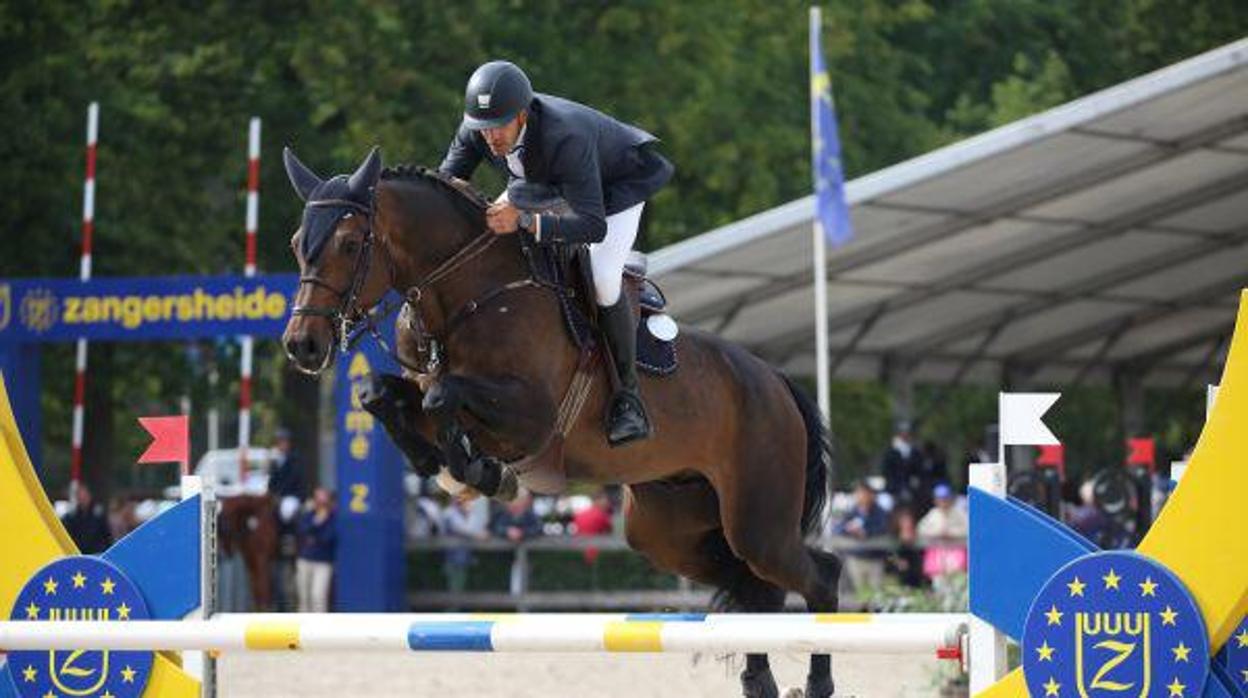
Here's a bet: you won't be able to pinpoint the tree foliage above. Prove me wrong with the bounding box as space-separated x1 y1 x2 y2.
1 0 1242 488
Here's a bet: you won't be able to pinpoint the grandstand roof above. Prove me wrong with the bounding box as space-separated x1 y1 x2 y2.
650 38 1248 388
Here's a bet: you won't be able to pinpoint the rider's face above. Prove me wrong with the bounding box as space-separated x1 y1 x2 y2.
481 111 527 156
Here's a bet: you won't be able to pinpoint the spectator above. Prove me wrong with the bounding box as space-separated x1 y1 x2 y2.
107 498 140 543
880 421 925 513
296 487 337 613
915 440 951 515
1068 478 1132 549
917 484 968 587
491 490 543 543
408 495 445 539
835 480 889 539
267 427 304 611
572 490 614 536
573 489 614 565
267 428 306 504
62 483 112 554
916 484 968 539
404 474 444 539
834 480 890 595
887 504 926 589
442 496 490 593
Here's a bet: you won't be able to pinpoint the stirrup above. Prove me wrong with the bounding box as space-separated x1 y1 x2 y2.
607 391 652 447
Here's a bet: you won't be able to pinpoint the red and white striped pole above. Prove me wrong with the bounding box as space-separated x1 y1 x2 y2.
238 117 260 482
71 102 99 486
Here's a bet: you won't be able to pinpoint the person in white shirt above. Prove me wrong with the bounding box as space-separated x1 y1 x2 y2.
916 484 968 587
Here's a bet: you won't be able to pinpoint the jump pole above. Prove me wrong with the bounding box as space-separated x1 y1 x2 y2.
0 613 968 656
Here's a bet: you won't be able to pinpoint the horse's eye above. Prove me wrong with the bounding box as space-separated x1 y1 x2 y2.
341 239 360 256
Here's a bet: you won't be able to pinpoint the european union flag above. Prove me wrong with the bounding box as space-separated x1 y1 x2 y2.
810 13 853 247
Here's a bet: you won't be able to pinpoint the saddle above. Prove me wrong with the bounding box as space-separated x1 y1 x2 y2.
510 182 678 376
486 185 679 495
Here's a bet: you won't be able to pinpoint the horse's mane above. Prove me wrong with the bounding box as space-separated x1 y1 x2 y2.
381 164 489 225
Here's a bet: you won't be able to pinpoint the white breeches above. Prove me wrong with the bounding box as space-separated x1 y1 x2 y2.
589 202 645 306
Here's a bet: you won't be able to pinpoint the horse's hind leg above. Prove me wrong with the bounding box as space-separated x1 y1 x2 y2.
804 549 843 698
623 482 785 698
714 450 840 697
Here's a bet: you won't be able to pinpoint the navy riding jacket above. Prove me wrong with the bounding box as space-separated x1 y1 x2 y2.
439 93 674 245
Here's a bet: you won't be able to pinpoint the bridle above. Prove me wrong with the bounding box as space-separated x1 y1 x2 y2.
290 185 562 375
290 196 386 352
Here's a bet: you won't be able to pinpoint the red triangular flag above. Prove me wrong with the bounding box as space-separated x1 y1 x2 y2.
1125 437 1156 470
1035 444 1065 468
138 416 189 472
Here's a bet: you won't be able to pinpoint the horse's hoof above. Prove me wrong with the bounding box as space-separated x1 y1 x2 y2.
804 675 834 698
435 468 474 499
741 669 779 698
464 456 504 497
781 688 805 698
492 466 519 502
358 389 392 420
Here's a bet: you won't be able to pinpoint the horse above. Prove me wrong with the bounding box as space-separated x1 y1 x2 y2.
218 494 279 611
280 147 841 698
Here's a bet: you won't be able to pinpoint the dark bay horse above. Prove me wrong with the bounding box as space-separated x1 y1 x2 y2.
280 148 841 698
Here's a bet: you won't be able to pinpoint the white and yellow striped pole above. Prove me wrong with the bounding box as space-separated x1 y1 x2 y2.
0 613 968 657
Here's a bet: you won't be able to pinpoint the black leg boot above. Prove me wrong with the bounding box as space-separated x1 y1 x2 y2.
358 374 443 477
600 297 652 446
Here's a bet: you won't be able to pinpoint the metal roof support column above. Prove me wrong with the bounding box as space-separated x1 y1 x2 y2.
882 355 916 426
1115 366 1147 438
829 304 886 377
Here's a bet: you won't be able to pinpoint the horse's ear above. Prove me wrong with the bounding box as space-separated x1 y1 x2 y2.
348 147 382 200
283 147 323 201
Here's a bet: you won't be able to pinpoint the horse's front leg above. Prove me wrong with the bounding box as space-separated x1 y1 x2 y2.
423 374 554 499
358 373 443 477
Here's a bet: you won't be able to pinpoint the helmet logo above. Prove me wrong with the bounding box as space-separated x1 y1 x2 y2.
477 94 492 109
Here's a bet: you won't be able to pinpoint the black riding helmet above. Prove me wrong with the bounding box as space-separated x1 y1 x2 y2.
462 60 533 130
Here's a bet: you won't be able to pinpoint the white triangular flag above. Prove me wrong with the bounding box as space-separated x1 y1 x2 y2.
999 392 1061 448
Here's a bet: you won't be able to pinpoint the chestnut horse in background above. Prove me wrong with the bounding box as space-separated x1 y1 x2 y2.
218 494 278 611
279 148 841 698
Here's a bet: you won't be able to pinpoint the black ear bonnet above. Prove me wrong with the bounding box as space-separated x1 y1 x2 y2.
283 147 381 263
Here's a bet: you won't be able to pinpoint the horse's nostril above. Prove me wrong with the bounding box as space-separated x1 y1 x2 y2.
285 335 322 366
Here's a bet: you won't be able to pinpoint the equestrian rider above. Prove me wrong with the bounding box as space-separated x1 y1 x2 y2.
439 60 674 447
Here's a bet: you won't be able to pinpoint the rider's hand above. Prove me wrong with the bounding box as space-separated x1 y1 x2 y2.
486 202 520 235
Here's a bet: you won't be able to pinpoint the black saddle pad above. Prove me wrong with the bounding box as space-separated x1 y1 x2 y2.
524 242 677 376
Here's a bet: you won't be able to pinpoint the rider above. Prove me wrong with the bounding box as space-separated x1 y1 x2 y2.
439 60 674 446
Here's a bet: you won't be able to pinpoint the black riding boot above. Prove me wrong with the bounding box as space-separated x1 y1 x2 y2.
600 297 652 446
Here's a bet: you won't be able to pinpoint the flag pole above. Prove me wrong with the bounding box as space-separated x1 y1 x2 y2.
809 6 831 423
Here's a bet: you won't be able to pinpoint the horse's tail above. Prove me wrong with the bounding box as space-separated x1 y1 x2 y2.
779 373 831 536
